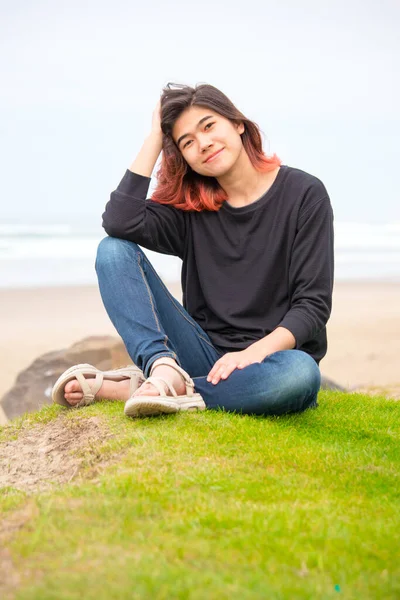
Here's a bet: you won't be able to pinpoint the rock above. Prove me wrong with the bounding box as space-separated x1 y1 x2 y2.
320 375 347 392
0 336 132 421
0 405 8 426
0 336 347 422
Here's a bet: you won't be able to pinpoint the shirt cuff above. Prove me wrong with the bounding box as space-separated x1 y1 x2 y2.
116 169 152 198
275 313 315 349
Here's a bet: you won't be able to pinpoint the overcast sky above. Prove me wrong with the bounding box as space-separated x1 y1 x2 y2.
0 0 399 225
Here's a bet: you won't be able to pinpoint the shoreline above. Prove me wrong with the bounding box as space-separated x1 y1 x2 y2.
1 280 399 418
1 277 399 292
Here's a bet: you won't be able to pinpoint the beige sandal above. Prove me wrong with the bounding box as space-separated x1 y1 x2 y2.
52 363 146 408
124 360 205 417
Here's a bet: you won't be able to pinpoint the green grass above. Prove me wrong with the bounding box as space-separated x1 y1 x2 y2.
1 389 399 599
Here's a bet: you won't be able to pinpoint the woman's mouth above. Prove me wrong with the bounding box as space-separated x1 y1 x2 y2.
204 148 224 163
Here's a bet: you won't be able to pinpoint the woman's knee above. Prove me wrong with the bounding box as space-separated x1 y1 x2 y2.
95 236 141 272
257 350 321 413
290 351 321 396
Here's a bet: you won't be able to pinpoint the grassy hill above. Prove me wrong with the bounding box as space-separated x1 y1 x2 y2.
0 390 399 599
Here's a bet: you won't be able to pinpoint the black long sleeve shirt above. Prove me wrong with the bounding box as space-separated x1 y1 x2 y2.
102 165 334 365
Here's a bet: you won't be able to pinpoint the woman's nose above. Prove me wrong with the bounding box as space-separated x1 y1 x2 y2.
199 137 212 152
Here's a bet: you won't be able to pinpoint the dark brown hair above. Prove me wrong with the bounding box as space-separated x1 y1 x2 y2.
151 82 282 212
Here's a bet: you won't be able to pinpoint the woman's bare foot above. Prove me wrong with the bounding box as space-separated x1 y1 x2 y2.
63 358 187 406
130 357 186 398
64 377 132 406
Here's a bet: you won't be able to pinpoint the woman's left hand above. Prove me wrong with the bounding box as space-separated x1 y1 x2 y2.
207 346 267 385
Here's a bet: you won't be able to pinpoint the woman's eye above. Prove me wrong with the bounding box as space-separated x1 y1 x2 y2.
183 122 215 149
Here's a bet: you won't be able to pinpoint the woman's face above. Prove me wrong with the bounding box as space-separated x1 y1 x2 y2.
171 106 245 177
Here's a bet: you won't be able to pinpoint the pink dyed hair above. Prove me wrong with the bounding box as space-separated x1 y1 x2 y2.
151 82 282 212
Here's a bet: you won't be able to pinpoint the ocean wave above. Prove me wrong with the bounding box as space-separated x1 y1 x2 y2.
0 221 399 285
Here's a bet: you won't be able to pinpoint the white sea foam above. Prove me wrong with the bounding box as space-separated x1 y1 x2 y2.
334 222 400 250
0 224 74 236
0 221 399 288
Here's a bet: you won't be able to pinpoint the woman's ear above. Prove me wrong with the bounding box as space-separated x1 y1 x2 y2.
236 121 245 135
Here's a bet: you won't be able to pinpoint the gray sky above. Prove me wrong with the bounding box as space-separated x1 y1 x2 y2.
1 0 399 225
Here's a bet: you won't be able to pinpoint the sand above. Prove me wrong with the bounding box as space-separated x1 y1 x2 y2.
1 280 399 424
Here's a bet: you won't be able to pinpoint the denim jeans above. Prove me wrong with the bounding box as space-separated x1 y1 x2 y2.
95 236 321 416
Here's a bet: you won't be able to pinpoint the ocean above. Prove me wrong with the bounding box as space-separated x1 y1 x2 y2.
0 221 399 288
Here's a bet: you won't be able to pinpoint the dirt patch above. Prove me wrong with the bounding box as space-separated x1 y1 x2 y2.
0 415 116 493
0 415 121 598
0 547 20 600
0 502 40 599
350 384 400 401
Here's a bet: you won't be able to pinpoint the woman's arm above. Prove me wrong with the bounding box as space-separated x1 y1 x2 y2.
128 100 163 177
101 100 187 258
275 195 335 348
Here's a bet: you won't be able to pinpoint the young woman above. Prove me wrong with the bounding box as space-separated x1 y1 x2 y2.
52 83 334 418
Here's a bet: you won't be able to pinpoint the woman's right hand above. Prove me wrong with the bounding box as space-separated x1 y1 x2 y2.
128 99 164 177
151 99 162 136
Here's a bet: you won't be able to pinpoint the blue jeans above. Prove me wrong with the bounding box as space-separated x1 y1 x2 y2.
95 237 321 416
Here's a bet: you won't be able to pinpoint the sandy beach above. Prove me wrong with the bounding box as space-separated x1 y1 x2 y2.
1 280 399 423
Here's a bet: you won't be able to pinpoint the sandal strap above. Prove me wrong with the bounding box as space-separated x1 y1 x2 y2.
57 364 145 409
129 375 143 396
75 371 103 401
103 365 145 396
83 370 144 399
144 376 178 398
109 365 143 376
149 360 194 397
